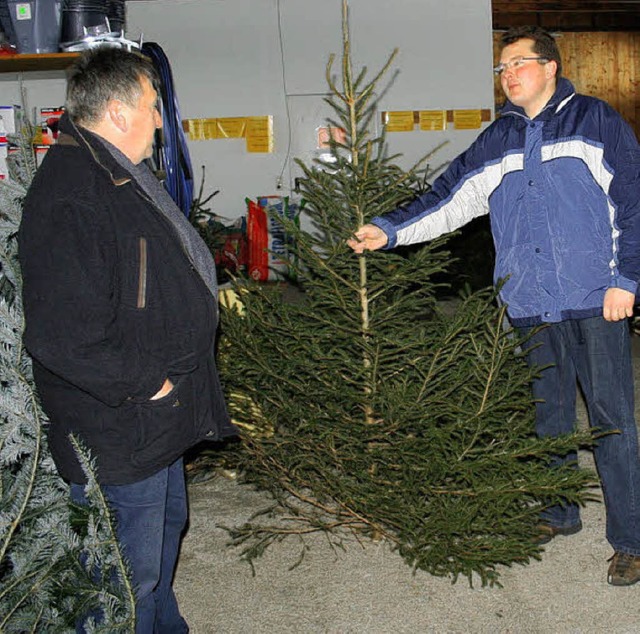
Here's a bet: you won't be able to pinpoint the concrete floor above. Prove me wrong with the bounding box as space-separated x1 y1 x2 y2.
173 338 640 634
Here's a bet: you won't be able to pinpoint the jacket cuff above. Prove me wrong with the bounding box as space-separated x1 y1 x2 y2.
609 274 638 296
371 217 397 249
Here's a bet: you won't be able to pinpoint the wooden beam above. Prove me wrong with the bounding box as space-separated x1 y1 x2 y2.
493 1 640 13
492 10 640 31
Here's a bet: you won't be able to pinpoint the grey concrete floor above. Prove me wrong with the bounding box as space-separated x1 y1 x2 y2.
173 337 640 634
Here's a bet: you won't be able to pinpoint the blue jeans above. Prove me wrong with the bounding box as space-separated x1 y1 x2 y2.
522 317 640 555
71 458 189 633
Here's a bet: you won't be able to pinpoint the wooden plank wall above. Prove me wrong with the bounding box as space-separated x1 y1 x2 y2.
493 31 640 138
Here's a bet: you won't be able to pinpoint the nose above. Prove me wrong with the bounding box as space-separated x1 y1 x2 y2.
502 64 517 80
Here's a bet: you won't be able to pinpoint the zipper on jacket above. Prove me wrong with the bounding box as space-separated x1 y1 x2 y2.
137 237 148 309
133 187 219 323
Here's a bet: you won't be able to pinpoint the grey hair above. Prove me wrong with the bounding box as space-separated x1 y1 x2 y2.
65 46 159 126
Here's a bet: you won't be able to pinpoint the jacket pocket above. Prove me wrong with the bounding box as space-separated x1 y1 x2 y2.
131 372 196 470
137 237 148 309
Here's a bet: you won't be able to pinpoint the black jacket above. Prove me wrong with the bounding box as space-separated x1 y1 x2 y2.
19 115 237 485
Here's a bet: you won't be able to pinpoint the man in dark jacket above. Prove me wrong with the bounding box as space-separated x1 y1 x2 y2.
349 27 640 585
19 47 237 632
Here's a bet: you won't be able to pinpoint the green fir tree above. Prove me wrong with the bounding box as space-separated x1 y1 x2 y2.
218 1 596 586
0 121 135 631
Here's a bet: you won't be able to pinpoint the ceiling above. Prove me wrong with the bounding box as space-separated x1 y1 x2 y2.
492 1 640 31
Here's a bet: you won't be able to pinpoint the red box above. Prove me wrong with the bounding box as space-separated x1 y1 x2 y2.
40 107 65 145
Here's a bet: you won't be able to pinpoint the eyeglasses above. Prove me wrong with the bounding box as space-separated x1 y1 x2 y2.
493 56 549 76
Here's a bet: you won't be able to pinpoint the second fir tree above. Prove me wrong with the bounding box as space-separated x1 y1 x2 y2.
219 1 595 586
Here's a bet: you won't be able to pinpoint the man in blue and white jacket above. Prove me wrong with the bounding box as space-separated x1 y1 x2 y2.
349 26 640 585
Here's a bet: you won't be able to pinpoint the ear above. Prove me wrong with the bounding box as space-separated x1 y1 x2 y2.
545 59 558 80
106 99 128 133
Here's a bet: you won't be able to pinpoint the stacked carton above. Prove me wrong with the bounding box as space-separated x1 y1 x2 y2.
0 105 66 178
0 105 20 180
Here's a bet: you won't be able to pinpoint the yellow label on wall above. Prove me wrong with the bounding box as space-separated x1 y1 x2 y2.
246 116 271 136
453 109 482 130
385 111 415 132
418 110 446 131
216 117 248 138
187 118 222 140
246 116 273 153
184 116 273 151
186 119 203 140
246 136 273 153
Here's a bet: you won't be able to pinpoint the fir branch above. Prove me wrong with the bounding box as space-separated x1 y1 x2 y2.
0 117 134 631
0 329 43 576
68 435 136 630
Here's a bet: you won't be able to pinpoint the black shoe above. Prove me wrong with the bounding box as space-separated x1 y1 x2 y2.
534 521 583 545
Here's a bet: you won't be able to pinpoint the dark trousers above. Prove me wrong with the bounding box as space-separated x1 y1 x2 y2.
522 316 640 555
71 458 189 633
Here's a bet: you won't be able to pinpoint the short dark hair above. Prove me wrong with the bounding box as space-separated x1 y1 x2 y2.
65 46 159 126
501 26 562 78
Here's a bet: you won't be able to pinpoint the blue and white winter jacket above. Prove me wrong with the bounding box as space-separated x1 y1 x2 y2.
372 78 640 326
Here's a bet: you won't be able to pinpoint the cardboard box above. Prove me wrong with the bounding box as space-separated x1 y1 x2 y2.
40 107 64 145
0 143 7 180
0 105 21 143
34 144 49 167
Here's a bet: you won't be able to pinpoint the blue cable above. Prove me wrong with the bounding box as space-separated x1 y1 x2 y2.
142 42 194 217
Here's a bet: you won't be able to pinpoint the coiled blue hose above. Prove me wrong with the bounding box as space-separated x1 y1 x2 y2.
142 41 194 217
